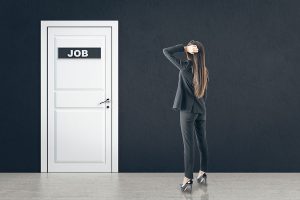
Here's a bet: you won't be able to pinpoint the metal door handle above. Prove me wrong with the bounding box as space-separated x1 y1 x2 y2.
99 98 110 105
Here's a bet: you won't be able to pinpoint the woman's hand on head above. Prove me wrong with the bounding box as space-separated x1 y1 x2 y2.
185 45 198 54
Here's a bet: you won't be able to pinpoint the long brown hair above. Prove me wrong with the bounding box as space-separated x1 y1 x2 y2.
185 40 209 99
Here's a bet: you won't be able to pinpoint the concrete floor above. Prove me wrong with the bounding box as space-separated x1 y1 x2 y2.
0 173 299 200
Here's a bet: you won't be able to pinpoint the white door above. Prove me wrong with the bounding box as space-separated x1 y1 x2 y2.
47 27 111 172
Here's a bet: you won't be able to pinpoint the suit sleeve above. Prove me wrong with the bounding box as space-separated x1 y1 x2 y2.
204 84 208 100
162 44 186 70
204 75 209 100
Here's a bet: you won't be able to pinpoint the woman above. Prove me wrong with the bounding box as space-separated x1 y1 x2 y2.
162 40 209 193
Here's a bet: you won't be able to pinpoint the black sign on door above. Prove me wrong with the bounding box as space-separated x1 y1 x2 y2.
58 48 101 59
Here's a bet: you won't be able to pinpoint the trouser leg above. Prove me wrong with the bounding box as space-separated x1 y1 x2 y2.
194 116 208 171
180 111 197 179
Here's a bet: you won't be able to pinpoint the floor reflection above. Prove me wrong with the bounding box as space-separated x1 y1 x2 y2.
182 183 209 200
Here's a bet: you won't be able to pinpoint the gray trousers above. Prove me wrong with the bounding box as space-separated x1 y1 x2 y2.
180 110 208 179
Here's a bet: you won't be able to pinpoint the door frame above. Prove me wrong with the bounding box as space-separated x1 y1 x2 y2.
40 20 119 173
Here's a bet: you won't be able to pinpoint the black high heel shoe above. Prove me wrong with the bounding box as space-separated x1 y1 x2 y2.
179 179 193 193
196 172 207 184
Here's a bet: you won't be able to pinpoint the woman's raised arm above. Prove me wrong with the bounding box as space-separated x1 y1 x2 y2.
162 44 187 70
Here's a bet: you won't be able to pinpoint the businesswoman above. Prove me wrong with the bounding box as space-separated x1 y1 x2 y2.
163 40 209 193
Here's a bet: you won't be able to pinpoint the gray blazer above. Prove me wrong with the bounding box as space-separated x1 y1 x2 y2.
163 43 209 117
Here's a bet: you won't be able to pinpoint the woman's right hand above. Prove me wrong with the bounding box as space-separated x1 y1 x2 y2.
185 45 198 54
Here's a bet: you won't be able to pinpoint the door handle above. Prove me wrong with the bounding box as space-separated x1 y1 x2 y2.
99 98 110 105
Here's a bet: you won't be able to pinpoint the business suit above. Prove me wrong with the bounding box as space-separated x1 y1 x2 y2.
163 43 209 179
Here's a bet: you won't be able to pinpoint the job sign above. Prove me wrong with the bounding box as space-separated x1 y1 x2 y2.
58 48 101 59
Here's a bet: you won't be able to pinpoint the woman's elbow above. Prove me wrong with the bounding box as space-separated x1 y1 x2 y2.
162 48 167 54
162 48 169 57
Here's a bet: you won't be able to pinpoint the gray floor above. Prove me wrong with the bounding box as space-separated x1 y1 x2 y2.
0 173 299 200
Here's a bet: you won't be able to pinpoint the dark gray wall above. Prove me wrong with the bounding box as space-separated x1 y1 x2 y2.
0 0 300 172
